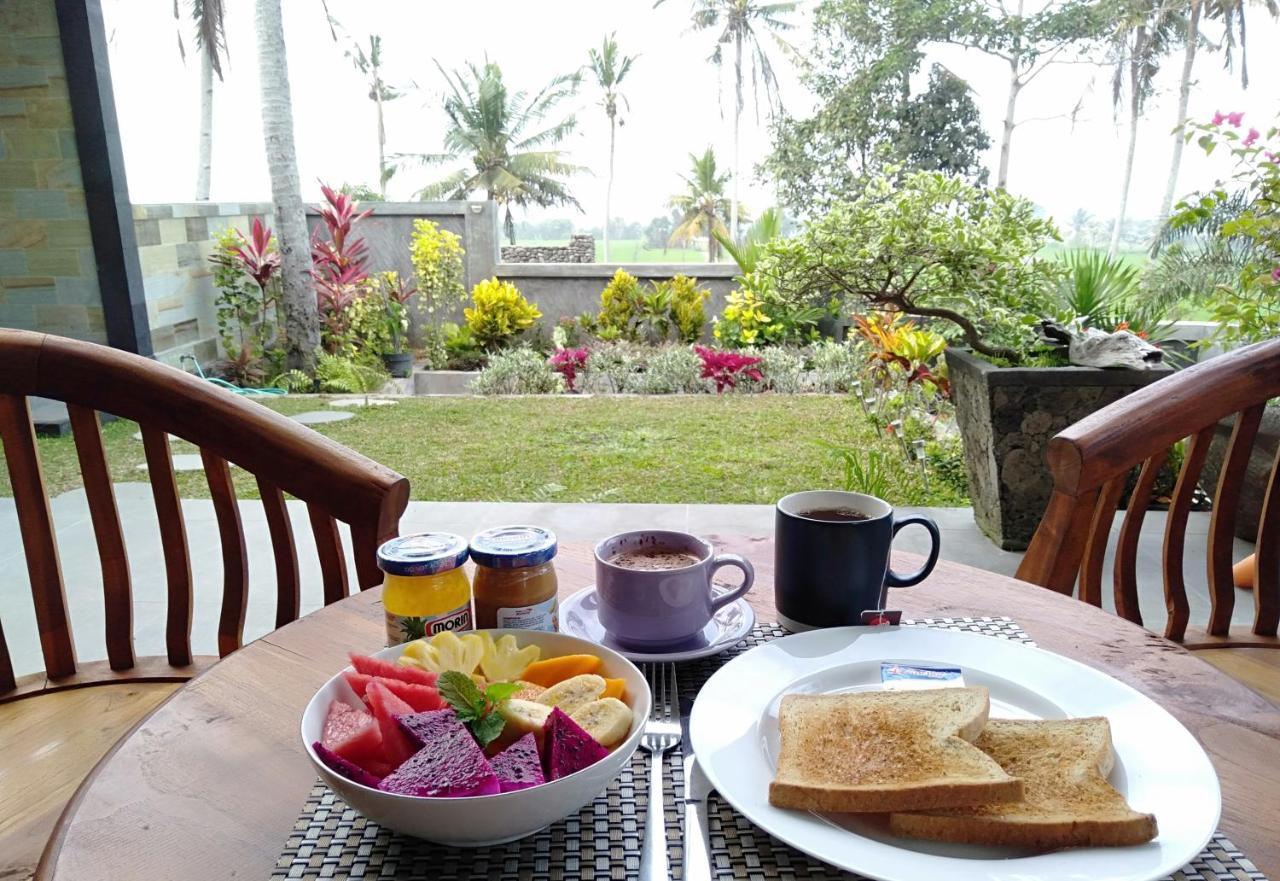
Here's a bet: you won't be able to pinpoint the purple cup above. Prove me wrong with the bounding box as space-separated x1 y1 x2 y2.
593 530 755 647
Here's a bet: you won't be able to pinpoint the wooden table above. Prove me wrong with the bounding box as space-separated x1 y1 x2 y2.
37 538 1280 880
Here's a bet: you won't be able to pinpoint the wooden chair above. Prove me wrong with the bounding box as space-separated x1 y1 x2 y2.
1017 337 1280 703
0 329 409 879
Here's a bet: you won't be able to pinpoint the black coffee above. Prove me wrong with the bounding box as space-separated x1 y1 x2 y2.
799 507 869 522
610 547 701 571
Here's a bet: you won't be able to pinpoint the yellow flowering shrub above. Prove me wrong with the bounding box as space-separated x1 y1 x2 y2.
713 281 773 347
464 278 541 348
409 219 465 318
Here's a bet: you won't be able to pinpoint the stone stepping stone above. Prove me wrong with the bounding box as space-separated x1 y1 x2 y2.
135 454 204 473
328 397 399 408
132 431 179 442
291 410 355 425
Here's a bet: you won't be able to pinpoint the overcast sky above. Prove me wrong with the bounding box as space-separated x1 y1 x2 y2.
101 0 1279 232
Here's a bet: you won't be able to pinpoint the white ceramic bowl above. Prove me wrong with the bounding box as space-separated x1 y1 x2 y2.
300 629 650 846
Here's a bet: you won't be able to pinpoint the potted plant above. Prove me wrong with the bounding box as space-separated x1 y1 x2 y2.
1169 112 1280 540
765 170 1172 549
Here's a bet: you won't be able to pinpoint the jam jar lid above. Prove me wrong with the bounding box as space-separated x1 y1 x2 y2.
469 525 558 569
377 533 469 577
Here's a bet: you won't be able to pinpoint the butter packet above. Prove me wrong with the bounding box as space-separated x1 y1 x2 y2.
880 662 965 691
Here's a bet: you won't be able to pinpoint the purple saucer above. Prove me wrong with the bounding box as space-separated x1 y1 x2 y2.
559 585 755 662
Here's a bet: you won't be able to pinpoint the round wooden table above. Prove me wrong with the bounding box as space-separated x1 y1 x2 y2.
37 538 1280 880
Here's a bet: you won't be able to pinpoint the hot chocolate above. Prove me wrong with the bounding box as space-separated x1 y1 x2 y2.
609 547 701 571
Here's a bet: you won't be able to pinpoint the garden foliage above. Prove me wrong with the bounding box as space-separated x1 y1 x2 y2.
465 278 542 349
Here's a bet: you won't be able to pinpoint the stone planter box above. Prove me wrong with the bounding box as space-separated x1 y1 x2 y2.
413 370 480 395
946 349 1174 551
1200 404 1280 542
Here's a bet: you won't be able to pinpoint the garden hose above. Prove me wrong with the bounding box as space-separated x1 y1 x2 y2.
179 354 290 397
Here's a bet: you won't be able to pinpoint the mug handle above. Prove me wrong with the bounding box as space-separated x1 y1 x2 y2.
709 554 755 611
884 515 941 588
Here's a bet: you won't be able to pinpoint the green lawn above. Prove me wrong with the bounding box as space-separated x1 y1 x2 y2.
520 238 716 264
2 396 966 507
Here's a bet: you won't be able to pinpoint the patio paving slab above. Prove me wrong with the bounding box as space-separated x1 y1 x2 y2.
0 488 1256 680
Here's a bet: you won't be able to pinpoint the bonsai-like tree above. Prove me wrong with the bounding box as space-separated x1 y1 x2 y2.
762 170 1062 362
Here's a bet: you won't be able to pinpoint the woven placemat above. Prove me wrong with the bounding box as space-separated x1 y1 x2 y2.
271 618 1265 881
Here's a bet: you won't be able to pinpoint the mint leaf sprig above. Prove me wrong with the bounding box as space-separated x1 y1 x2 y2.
437 671 520 746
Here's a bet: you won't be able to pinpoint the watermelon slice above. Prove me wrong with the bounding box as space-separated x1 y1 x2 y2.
343 671 374 697
382 710 501 797
320 700 384 771
545 707 609 780
366 680 418 769
349 653 438 687
490 733 546 792
345 672 445 712
313 741 383 787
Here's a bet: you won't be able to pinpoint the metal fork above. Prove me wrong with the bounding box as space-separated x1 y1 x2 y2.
639 662 680 881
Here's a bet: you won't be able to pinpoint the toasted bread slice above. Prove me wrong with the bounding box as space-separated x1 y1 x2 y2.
889 717 1158 849
768 687 1023 813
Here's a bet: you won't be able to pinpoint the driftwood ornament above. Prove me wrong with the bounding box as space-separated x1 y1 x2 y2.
1037 322 1164 370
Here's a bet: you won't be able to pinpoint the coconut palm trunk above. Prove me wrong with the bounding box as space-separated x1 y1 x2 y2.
730 29 743 245
1109 26 1146 257
195 46 214 200
604 113 615 261
997 60 1022 189
1159 0 1202 223
255 0 318 370
375 84 387 198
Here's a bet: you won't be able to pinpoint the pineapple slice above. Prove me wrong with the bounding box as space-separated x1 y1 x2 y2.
535 674 605 715
479 633 541 682
570 698 633 748
399 631 486 675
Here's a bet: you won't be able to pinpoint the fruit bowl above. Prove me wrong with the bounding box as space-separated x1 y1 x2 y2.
300 629 651 846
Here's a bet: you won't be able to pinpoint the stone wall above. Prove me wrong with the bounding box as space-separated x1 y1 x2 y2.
0 1 105 342
501 235 595 264
133 202 271 365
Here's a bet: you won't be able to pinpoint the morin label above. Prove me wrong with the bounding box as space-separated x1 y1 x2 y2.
385 602 473 646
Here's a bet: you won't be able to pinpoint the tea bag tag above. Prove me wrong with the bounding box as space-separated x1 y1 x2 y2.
860 610 902 626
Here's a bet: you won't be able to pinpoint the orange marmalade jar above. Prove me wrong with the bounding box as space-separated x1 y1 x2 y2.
469 526 559 631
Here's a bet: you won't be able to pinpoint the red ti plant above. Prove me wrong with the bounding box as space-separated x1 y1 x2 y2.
694 345 763 393
311 184 374 350
549 347 589 392
231 217 282 293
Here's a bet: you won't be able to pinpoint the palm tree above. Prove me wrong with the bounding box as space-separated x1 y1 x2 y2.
587 34 637 263
1157 0 1278 222
174 1 228 200
401 61 583 244
1108 0 1181 255
669 148 741 261
712 205 782 273
345 34 400 198
255 0 318 370
663 0 796 243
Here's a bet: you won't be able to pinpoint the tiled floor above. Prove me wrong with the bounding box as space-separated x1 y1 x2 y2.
0 488 1257 679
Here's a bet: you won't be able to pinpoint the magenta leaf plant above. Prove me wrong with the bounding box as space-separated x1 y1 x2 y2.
549 347 589 392
230 217 281 292
694 345 763 393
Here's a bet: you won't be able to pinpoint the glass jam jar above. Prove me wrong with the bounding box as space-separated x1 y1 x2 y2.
378 533 472 645
469 526 559 631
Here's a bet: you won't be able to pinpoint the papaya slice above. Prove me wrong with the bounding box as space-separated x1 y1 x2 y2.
519 654 603 687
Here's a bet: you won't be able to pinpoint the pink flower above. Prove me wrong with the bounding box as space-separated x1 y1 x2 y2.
1271 266 1280 283
1243 128 1261 147
548 347 589 392
1212 110 1227 125
694 345 763 393
1266 151 1279 163
1227 111 1245 127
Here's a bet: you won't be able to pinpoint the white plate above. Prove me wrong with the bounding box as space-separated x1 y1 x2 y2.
560 585 755 662
689 626 1220 881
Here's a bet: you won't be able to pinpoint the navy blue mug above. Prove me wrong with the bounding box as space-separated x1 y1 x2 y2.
774 490 941 631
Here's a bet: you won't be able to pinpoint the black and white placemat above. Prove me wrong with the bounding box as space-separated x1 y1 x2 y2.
271 618 1266 881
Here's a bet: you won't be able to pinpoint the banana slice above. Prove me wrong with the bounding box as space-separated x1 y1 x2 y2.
535 674 606 715
570 698 633 747
497 698 553 739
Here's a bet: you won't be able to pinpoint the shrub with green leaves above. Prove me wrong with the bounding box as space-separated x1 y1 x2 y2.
597 268 643 337
764 170 1062 362
666 275 710 343
471 348 564 395
464 278 541 349
758 347 807 394
409 219 466 320
810 340 863 392
631 345 705 394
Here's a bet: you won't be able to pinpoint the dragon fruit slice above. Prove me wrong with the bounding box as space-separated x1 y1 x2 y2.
379 709 500 797
490 733 546 792
545 707 609 781
313 741 383 787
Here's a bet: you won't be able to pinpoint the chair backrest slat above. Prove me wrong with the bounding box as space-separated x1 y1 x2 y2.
0 394 76 679
1207 404 1264 636
0 620 14 693
1253 447 1280 636
257 477 301 629
350 521 393 590
1080 476 1125 607
1113 450 1167 626
1162 425 1213 642
68 404 134 671
308 504 350 605
140 426 193 667
202 450 247 658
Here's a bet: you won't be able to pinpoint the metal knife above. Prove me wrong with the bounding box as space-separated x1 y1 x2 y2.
680 696 715 881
